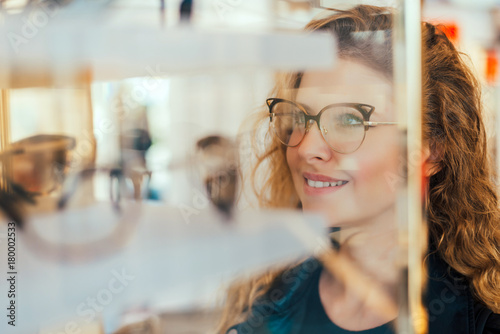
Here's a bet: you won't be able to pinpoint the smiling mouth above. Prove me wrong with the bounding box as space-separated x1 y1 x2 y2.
305 178 348 188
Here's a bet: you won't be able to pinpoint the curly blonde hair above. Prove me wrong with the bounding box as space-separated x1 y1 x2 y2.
216 5 500 333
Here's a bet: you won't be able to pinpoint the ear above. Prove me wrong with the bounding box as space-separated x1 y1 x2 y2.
422 143 442 177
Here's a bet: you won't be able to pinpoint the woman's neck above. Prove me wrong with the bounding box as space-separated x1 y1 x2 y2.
337 208 399 285
320 206 399 330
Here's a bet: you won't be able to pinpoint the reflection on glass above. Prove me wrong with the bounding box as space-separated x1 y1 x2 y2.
20 167 150 262
195 135 239 219
0 134 76 226
7 134 76 195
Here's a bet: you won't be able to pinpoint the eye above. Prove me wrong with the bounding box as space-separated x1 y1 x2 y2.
337 112 363 126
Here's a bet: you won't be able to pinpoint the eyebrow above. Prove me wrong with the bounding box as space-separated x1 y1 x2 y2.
295 100 373 114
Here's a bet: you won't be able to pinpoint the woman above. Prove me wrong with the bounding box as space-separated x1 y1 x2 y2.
218 5 500 334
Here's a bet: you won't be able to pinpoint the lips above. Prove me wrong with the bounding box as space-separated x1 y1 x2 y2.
302 172 349 194
303 172 346 183
306 179 348 188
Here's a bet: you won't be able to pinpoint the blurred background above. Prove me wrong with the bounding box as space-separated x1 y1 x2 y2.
0 0 499 333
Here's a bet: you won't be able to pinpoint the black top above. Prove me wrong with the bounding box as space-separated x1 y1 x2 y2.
226 253 500 334
300 265 395 334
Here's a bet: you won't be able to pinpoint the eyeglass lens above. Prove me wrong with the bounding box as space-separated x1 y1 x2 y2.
271 101 366 153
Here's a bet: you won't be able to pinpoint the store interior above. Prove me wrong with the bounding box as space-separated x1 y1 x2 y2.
0 1 499 333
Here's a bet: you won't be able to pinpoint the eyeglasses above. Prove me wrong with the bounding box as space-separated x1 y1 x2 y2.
9 167 151 262
267 98 397 154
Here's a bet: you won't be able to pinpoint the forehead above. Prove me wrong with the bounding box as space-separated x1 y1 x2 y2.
292 60 392 110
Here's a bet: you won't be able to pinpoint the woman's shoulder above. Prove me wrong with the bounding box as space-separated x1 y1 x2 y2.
224 257 322 334
425 250 500 333
257 256 322 314
485 313 500 334
475 302 500 334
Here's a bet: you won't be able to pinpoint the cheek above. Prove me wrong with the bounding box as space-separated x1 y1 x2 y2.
286 147 303 190
353 143 401 194
286 147 295 170
286 148 297 177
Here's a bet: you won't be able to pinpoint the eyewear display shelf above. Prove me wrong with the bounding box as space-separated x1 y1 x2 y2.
0 14 335 334
0 203 326 334
0 20 336 87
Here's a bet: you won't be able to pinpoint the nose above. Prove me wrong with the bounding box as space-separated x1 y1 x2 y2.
296 119 333 162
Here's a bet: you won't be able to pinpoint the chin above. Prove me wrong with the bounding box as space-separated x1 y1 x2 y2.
302 202 344 224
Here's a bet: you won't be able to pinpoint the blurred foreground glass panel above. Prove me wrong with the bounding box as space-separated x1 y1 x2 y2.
0 1 429 334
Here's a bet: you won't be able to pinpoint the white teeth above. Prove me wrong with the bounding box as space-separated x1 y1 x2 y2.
307 179 346 188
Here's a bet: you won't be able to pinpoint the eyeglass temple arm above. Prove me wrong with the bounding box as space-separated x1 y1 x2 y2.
364 121 398 127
